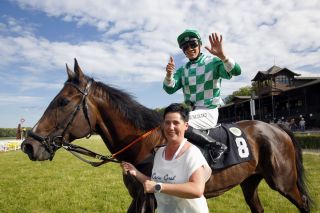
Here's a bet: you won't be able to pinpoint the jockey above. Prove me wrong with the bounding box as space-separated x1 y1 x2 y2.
163 29 241 162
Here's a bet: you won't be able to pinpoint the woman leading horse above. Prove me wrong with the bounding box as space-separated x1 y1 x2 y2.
21 59 312 213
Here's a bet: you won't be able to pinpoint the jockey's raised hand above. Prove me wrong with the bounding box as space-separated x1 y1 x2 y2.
205 32 227 61
165 56 175 80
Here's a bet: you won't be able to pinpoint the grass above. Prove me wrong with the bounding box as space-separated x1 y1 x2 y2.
208 153 320 212
0 135 319 212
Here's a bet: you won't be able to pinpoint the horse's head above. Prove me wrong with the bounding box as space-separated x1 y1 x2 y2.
21 59 97 161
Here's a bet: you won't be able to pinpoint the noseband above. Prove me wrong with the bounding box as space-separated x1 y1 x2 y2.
27 80 94 160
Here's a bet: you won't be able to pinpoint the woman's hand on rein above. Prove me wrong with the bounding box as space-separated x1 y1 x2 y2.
121 161 137 176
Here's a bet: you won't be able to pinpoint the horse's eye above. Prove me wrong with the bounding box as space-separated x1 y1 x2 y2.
58 98 70 107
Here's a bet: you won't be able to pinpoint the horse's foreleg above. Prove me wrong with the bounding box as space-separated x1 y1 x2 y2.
142 194 156 213
123 173 156 213
240 174 264 213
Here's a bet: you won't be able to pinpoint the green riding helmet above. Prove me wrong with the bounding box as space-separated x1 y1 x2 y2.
177 29 202 48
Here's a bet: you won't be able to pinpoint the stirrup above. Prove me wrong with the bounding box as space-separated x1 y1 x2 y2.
208 144 227 163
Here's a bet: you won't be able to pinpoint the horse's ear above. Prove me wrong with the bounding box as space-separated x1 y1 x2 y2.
74 58 84 81
66 64 75 81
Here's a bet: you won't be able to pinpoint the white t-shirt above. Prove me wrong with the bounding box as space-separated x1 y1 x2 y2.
151 143 212 213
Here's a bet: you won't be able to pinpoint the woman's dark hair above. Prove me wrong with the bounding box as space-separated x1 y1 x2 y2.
163 103 189 122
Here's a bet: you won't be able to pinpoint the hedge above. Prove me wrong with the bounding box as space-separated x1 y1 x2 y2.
0 128 18 137
295 134 320 149
0 128 31 138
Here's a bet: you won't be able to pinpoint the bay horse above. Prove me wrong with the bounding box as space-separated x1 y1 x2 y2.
21 59 312 213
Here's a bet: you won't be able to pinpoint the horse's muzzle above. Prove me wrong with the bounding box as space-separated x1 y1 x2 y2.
21 139 52 161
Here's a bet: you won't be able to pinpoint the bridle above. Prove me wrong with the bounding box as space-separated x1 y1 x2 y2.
27 79 98 162
27 79 160 167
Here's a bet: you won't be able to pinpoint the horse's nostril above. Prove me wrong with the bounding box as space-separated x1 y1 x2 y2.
23 143 35 160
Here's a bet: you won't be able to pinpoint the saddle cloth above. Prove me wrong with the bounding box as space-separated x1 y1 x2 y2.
196 123 252 170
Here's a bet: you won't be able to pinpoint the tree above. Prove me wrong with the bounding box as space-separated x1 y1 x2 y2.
233 86 252 96
224 86 253 104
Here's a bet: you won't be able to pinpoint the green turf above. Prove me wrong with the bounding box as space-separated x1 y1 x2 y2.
0 135 319 212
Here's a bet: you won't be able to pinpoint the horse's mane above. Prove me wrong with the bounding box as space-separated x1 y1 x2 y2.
92 79 162 131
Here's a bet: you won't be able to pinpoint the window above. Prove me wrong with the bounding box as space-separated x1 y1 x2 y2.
262 80 270 86
275 75 289 84
297 100 303 107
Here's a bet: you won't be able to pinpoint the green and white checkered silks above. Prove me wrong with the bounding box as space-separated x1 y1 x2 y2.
181 59 222 107
163 54 241 109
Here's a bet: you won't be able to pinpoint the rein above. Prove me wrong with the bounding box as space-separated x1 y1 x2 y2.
27 79 160 166
111 126 160 159
62 126 160 166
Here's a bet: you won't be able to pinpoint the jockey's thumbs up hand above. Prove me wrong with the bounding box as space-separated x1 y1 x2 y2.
166 56 175 79
169 56 175 64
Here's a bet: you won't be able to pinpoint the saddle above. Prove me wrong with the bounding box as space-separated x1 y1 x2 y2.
196 123 252 170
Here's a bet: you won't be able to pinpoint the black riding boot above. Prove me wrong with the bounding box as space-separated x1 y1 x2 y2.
185 126 227 162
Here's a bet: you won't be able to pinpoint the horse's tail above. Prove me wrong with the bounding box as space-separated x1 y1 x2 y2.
277 124 314 207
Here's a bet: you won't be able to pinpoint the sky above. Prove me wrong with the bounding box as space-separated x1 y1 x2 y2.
0 0 320 128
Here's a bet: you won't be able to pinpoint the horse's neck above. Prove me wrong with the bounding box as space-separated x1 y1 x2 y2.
94 102 136 152
92 97 164 163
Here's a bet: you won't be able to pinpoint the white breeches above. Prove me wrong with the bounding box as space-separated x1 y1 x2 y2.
188 108 219 130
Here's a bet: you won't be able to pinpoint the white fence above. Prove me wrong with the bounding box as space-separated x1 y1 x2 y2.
0 140 22 152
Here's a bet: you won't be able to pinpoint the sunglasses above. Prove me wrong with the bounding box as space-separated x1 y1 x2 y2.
181 40 199 52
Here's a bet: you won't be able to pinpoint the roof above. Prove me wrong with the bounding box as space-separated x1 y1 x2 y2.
267 65 283 74
294 76 320 80
251 65 300 81
233 96 251 100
